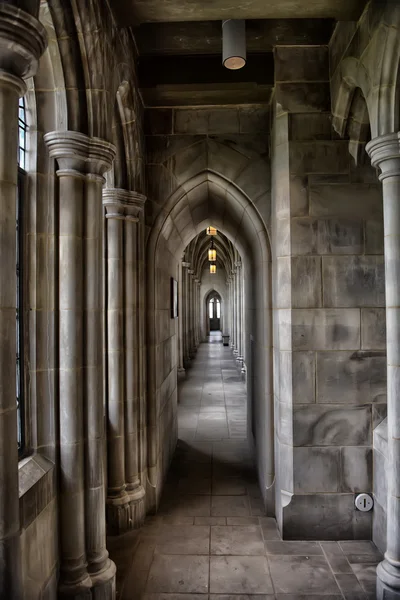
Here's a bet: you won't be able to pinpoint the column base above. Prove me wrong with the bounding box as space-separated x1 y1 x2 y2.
127 485 146 528
177 367 186 382
91 559 116 600
106 492 131 535
377 559 400 599
58 574 92 599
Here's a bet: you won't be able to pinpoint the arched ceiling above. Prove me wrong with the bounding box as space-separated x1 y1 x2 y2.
151 170 270 270
184 229 238 282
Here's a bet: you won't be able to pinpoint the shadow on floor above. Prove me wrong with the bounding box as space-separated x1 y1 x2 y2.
109 339 380 599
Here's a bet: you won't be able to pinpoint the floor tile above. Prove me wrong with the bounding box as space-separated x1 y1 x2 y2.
144 595 208 600
335 573 367 594
211 495 250 517
351 563 378 593
160 494 211 517
268 555 340 594
154 525 210 555
212 477 247 495
265 540 323 555
210 555 274 594
147 555 209 594
210 525 264 555
210 595 273 599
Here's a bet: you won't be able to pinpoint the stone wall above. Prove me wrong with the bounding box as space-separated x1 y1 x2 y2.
13 0 148 595
153 235 179 497
272 46 386 539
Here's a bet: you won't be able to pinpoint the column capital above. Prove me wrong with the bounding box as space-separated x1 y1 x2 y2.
195 279 200 285
231 268 237 275
366 132 400 181
103 188 146 221
0 4 47 81
235 261 242 268
188 269 195 276
182 262 191 268
44 131 116 178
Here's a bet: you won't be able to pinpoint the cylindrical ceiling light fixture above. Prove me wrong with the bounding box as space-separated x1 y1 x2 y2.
208 239 217 262
222 19 246 70
206 226 217 236
210 263 216 274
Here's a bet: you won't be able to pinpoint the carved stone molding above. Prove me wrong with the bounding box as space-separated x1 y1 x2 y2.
366 132 400 181
44 131 116 178
0 4 47 80
103 188 146 221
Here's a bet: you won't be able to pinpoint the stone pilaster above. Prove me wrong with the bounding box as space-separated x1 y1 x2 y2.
195 279 201 347
44 131 116 599
177 261 186 378
235 261 243 365
367 132 400 600
103 189 146 534
0 5 46 598
188 269 196 356
182 262 191 366
232 268 238 354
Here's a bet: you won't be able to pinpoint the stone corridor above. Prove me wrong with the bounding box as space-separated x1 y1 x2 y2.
110 337 381 599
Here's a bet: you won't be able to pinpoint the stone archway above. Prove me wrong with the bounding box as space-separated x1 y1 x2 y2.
146 169 274 515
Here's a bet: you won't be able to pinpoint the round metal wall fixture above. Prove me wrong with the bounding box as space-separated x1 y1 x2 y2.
222 19 246 70
354 493 374 512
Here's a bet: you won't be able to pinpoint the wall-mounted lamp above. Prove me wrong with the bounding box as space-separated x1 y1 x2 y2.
207 226 217 235
208 239 217 262
222 19 246 70
210 264 216 274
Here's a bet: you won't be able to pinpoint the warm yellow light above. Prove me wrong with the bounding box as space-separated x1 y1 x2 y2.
210 264 216 274
223 56 246 70
208 248 217 262
206 227 217 236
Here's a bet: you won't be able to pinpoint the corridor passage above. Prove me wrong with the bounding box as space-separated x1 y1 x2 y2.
112 337 380 600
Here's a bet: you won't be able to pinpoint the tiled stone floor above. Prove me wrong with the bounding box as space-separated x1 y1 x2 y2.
110 333 380 600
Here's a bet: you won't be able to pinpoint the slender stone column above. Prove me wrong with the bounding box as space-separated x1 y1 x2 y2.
232 268 238 353
44 132 116 598
367 133 400 600
182 262 191 365
236 261 243 363
0 7 46 597
177 261 186 377
104 193 127 531
137 214 147 501
124 194 146 525
188 270 195 356
195 279 200 346
103 189 146 532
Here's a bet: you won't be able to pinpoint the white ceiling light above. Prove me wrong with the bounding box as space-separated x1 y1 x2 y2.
222 19 246 70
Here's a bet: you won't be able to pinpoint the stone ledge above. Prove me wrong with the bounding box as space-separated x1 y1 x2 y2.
18 454 55 530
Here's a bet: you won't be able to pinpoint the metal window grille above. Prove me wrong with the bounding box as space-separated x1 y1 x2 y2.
18 97 27 170
17 99 26 452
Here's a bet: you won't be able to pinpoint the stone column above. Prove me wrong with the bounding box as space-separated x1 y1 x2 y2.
182 262 191 366
103 189 146 533
177 261 186 377
367 133 400 600
195 279 200 346
232 268 238 354
236 261 243 364
44 131 116 598
188 270 194 356
0 6 46 597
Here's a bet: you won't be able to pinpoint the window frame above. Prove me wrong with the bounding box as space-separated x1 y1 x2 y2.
17 95 30 458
